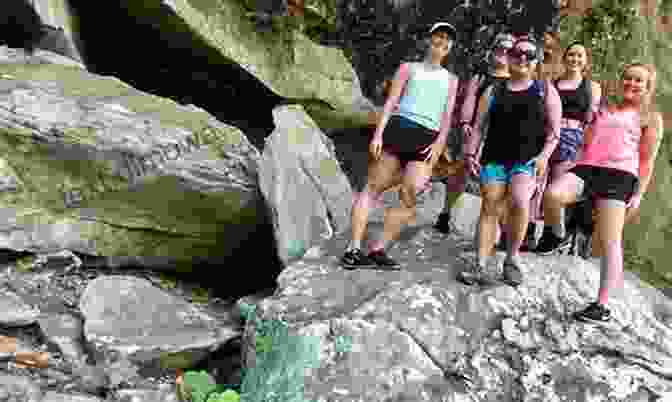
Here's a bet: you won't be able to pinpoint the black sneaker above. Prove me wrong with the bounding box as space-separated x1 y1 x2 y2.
501 258 523 287
434 212 452 234
573 302 612 324
367 250 401 270
519 224 537 252
340 249 376 269
456 261 496 286
495 232 507 251
534 227 570 255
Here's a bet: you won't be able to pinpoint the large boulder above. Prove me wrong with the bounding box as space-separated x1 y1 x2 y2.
78 276 240 370
239 226 672 401
0 62 262 270
115 0 373 129
258 104 353 264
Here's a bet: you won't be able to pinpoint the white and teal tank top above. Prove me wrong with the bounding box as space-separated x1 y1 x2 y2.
396 62 453 131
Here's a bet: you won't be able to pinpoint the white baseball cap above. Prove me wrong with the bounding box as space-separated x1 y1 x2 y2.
429 22 457 39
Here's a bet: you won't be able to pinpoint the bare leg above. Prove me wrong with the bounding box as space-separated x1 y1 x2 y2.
543 172 583 234
594 199 627 304
349 152 402 249
507 173 537 259
477 183 508 266
373 161 433 250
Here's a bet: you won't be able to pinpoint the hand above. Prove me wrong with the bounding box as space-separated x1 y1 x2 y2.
464 154 480 178
626 193 642 222
369 135 383 160
421 141 445 166
462 123 472 138
535 157 548 178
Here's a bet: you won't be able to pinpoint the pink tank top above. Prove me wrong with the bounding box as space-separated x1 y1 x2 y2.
576 108 642 177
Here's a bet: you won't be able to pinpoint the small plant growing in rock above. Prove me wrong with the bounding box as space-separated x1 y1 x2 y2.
178 370 218 402
206 389 241 402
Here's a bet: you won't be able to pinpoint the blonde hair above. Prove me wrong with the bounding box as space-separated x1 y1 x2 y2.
622 63 658 128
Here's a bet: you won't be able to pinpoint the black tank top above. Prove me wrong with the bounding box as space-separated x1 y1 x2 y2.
481 82 546 166
555 78 591 122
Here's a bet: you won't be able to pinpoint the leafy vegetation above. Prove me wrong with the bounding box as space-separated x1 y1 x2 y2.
180 302 321 402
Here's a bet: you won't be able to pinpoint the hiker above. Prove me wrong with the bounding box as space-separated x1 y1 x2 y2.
457 35 562 287
541 63 663 323
434 32 514 254
340 22 459 270
532 42 602 254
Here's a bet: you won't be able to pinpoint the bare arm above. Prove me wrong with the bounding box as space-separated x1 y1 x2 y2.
435 76 459 146
459 76 480 124
463 84 493 157
373 63 411 139
636 112 664 197
539 81 562 161
587 81 602 124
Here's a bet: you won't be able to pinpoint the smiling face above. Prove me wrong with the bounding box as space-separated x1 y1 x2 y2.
621 65 651 104
508 40 538 77
563 44 587 74
429 30 453 61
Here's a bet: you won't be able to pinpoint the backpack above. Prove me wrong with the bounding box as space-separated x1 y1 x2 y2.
479 79 549 143
470 74 504 125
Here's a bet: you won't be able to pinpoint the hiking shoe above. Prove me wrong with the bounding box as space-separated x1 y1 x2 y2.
495 232 507 251
573 302 612 324
519 224 537 252
368 250 401 270
340 249 376 269
534 227 571 255
501 257 523 287
457 261 492 286
434 212 452 234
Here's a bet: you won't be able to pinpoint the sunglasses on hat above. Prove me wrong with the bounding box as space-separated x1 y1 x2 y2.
509 47 538 62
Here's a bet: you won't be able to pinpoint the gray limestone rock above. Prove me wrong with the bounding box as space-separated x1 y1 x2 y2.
0 288 40 326
78 276 240 370
259 105 354 264
240 228 672 402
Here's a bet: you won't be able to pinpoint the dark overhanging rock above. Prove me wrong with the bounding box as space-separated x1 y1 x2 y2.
66 0 285 151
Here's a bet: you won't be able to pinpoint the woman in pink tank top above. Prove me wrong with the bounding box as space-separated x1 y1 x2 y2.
541 63 664 324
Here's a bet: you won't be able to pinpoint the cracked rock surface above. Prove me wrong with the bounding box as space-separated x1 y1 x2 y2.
241 214 672 401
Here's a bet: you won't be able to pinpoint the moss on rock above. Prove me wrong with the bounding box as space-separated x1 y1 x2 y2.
0 63 260 268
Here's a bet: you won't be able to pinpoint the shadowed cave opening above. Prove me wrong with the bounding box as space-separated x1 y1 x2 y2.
50 1 287 298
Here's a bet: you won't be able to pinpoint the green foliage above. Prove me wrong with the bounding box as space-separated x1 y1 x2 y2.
181 371 219 402
237 302 320 402
334 334 352 354
206 390 241 402
559 0 639 83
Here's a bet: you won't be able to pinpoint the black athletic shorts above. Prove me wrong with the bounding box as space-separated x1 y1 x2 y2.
381 115 438 166
570 165 638 203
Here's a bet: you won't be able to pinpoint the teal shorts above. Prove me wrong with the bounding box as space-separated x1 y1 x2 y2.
480 159 536 184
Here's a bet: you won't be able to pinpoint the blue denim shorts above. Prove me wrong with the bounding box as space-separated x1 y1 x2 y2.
480 159 536 184
551 127 583 162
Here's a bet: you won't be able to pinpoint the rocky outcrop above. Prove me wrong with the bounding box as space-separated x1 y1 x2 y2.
0 254 245 399
1 0 83 62
239 207 672 401
0 61 262 270
114 0 373 129
79 276 239 370
258 105 354 264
